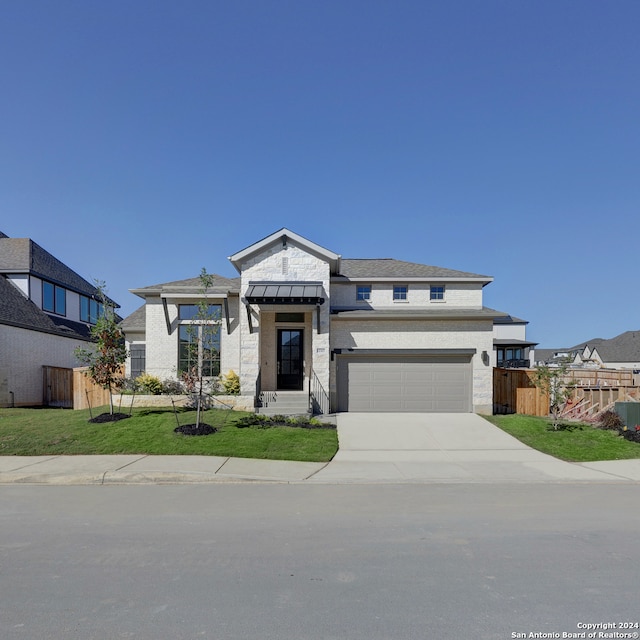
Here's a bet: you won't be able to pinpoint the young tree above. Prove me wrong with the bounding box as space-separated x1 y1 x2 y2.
532 361 576 430
75 282 127 417
179 268 221 429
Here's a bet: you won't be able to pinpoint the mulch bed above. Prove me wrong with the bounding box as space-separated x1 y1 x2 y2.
174 423 217 436
89 413 131 424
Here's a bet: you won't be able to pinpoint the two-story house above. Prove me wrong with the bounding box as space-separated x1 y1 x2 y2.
122 228 530 415
0 231 117 407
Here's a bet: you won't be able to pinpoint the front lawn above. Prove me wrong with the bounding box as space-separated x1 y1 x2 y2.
485 414 640 462
0 407 338 462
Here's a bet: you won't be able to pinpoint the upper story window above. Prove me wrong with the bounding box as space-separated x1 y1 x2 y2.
80 295 104 324
43 281 66 316
430 285 445 301
356 285 371 301
393 285 408 301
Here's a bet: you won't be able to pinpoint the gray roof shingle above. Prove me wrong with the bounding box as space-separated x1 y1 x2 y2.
131 274 241 296
120 304 146 333
0 237 109 302
0 275 92 340
571 331 640 362
335 258 491 280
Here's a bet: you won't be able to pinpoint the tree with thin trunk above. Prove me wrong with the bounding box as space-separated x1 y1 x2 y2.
532 361 576 430
180 268 221 429
75 282 127 416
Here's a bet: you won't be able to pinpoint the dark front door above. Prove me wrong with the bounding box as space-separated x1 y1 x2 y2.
277 329 304 390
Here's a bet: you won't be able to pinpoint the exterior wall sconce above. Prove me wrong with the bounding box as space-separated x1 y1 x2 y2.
481 350 490 366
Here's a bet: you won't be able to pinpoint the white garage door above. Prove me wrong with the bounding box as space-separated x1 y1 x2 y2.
337 355 472 413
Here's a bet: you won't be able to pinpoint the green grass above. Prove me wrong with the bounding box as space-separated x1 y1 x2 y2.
0 407 338 462
484 414 640 462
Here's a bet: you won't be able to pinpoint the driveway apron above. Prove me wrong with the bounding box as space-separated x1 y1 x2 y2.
307 413 634 483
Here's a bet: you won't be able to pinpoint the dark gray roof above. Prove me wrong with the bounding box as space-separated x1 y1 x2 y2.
335 258 491 280
493 314 528 325
0 275 92 340
0 231 9 239
0 237 112 303
120 304 146 333
246 282 325 304
131 274 241 297
570 331 640 362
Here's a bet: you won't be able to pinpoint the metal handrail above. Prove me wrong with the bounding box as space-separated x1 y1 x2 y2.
309 369 330 415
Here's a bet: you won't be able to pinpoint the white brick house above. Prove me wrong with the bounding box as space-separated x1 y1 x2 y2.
123 228 522 415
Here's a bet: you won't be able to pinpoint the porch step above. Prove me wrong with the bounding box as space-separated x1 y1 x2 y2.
257 391 310 416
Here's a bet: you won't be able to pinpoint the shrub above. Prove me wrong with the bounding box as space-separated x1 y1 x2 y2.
161 378 185 395
221 370 241 395
135 373 163 395
598 410 624 430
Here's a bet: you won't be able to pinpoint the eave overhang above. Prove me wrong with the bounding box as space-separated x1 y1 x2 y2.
330 307 508 321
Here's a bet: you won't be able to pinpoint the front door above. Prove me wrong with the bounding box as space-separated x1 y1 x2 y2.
277 329 304 390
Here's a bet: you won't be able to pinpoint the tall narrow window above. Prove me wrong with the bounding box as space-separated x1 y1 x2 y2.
178 325 221 377
178 303 222 377
80 295 104 323
43 281 66 315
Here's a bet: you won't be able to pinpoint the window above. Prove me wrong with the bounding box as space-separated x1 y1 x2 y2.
80 295 104 324
178 325 220 377
130 344 146 379
178 303 222 377
393 285 408 301
356 285 371 301
179 304 221 321
430 285 445 301
42 281 66 315
276 312 305 323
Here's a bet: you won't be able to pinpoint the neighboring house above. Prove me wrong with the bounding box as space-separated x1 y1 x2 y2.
493 315 537 368
0 231 118 407
536 331 640 380
122 228 527 415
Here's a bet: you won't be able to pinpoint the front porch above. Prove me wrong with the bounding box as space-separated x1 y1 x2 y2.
242 308 331 415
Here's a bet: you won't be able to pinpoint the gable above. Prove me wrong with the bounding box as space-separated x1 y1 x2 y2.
229 228 340 274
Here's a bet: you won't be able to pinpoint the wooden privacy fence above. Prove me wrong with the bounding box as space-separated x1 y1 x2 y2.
494 368 640 418
73 367 124 410
42 366 74 408
493 368 548 416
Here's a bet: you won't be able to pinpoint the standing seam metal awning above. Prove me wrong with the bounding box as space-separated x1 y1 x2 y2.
245 282 325 305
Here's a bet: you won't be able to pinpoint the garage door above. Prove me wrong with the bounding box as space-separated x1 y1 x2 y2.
337 355 472 413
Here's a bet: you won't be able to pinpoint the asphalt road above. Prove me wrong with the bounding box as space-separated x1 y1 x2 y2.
1 484 639 640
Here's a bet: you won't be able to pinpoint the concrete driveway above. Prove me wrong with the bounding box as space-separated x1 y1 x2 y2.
308 413 640 483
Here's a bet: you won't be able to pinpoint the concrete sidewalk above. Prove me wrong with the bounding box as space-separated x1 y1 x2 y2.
1 413 639 484
0 455 328 485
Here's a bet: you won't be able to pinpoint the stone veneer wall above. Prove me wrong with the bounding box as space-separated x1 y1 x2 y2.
237 241 331 398
142 296 241 382
112 394 255 411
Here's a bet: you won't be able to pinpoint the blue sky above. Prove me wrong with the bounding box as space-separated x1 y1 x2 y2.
1 0 638 348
